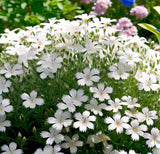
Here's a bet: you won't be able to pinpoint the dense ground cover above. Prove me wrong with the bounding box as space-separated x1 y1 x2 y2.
0 14 160 153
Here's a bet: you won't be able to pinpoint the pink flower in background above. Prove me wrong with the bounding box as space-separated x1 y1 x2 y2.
116 17 133 30
122 25 138 36
92 0 112 15
80 0 92 4
116 17 137 36
130 5 149 19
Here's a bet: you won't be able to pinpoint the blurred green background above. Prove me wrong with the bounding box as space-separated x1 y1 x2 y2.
0 0 83 33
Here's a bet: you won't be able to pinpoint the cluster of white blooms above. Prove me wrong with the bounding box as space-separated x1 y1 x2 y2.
0 13 160 153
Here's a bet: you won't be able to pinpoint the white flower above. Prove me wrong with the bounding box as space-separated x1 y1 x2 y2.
106 98 123 113
121 96 140 109
57 95 76 113
85 39 99 54
41 127 64 145
47 109 72 131
152 147 160 154
73 44 86 53
137 107 158 125
84 98 107 116
128 150 137 154
21 90 44 109
0 76 11 94
0 96 13 115
119 150 137 154
90 83 113 101
126 119 147 141
32 32 52 51
68 89 88 107
137 72 160 91
108 63 131 80
0 63 23 78
0 114 11 132
103 143 118 154
61 134 83 153
118 48 141 67
74 13 95 24
57 89 88 112
36 67 55 79
144 127 160 148
1 142 23 154
101 36 121 48
105 113 130 134
37 53 63 73
8 45 37 67
73 111 96 132
125 108 141 119
34 145 63 154
87 132 111 147
76 68 100 86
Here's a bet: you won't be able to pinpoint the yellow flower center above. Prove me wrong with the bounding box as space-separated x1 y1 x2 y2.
153 137 156 141
116 121 120 126
89 48 92 52
71 142 75 146
118 72 122 76
84 19 88 24
52 64 54 68
38 42 42 46
86 76 90 81
102 137 107 145
145 115 149 119
10 70 14 74
128 56 132 60
134 43 137 48
104 23 108 27
147 82 151 87
134 128 138 132
59 120 62 124
100 92 103 96
82 118 87 124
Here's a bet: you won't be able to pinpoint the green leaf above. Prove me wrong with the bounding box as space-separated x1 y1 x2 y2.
21 2 27 9
57 3 63 10
138 23 160 44
0 15 8 21
37 15 45 21
153 6 160 15
76 10 84 14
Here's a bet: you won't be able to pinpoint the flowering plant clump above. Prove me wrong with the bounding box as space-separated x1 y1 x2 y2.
0 14 160 153
130 5 149 20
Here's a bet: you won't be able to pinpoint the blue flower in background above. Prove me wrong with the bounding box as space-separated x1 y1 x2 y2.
157 28 160 32
120 0 135 7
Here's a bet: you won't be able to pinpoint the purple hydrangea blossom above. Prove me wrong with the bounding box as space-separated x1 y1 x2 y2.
116 17 133 30
121 25 138 36
80 0 92 4
116 17 137 36
92 0 112 15
130 5 149 19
